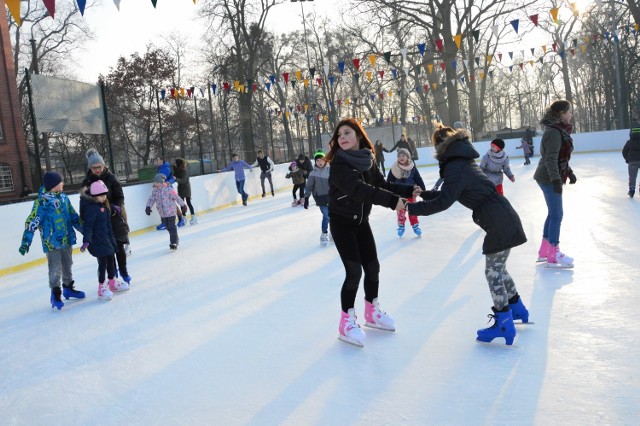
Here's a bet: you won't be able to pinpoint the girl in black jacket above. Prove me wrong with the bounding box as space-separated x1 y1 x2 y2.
406 126 529 346
327 118 413 347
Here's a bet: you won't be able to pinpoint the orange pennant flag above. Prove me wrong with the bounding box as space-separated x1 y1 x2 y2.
427 64 434 74
580 45 587 53
5 0 21 26
542 45 547 54
295 70 302 80
486 55 493 64
550 8 559 23
366 71 372 81
432 83 438 90
453 34 462 50
479 72 485 80
345 98 351 106
368 54 377 68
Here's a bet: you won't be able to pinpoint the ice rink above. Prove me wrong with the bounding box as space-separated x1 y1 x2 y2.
1 151 638 425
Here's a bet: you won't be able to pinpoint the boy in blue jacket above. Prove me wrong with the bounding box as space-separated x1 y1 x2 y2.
220 153 252 206
19 172 85 310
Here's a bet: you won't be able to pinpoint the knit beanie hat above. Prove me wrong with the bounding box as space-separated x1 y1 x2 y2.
154 173 166 184
297 154 305 161
89 180 108 196
86 148 105 168
491 139 505 151
314 150 325 160
42 171 62 191
397 147 411 158
175 158 184 168
453 121 464 129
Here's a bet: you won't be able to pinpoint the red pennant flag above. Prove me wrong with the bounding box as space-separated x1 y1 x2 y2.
439 62 446 71
352 58 360 71
170 88 176 98
283 72 289 84
379 93 384 99
470 74 476 82
337 99 342 106
252 83 258 92
435 39 444 52
423 84 429 92
186 88 193 97
570 48 575 56
529 14 539 26
498 53 503 62
378 70 384 80
316 78 323 86
552 43 557 51
519 63 524 69
43 0 56 18
296 105 302 112
222 82 230 93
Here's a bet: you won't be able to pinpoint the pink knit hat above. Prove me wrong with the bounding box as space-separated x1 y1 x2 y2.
89 180 108 196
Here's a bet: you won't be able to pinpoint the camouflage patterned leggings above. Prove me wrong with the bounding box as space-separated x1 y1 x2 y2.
485 249 518 310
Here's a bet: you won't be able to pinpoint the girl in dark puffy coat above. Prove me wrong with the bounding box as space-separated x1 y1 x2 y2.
174 158 197 224
80 180 129 301
622 123 640 198
327 118 413 347
406 126 529 346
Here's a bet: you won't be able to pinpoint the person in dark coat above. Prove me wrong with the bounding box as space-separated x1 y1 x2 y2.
173 158 197 224
406 126 529 346
389 134 412 153
79 180 128 300
81 148 132 284
295 154 313 177
622 123 640 198
373 140 390 174
327 118 414 347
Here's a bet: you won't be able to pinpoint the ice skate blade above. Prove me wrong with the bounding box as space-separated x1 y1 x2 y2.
536 257 546 262
514 321 535 325
364 322 396 332
476 338 518 348
544 262 573 269
338 335 364 348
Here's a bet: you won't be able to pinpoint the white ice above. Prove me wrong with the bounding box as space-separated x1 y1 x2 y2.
1 151 639 425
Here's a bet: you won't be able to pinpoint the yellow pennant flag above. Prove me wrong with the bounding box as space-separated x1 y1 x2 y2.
5 0 21 26
285 111 290 120
569 3 579 16
388 90 393 98
432 83 438 90
366 71 372 81
634 24 639 31
345 98 351 106
550 8 559 23
479 72 485 80
542 45 547 54
304 104 309 112
303 78 309 88
486 55 493 64
453 34 462 50
427 64 434 74
529 60 534 67
580 45 587 53
234 81 240 91
295 70 302 80
368 54 377 68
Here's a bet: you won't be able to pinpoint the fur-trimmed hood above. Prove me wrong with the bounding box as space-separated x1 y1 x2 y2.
434 129 478 162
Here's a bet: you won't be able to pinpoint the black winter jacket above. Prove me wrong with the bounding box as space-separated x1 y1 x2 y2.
622 133 640 164
173 166 192 198
329 152 413 224
407 130 526 254
82 168 129 243
79 193 118 258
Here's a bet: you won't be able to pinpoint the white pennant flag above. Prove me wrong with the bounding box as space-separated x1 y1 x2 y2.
403 67 410 76
113 0 121 10
323 64 330 76
278 82 285 90
462 59 468 69
341 75 347 84
400 48 408 60
492 25 500 38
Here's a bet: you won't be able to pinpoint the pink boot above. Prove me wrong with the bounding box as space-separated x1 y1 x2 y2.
364 298 395 331
108 278 130 292
537 238 550 262
97 282 113 301
339 308 365 347
546 245 574 268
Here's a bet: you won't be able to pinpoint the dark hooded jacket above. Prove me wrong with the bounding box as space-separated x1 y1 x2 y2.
81 168 129 243
622 126 640 163
329 149 414 225
79 192 118 258
407 130 526 254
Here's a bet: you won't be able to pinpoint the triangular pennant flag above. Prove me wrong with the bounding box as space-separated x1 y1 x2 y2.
338 61 345 74
378 93 384 100
303 78 309 88
453 34 462 49
391 68 397 79
265 82 270 92
550 8 559 23
472 30 480 42
368 54 377 68
316 78 323 86
383 51 392 63
160 89 166 100
486 54 493 64
233 81 239 92
77 0 87 15
211 84 217 95
186 88 193 98
479 72 485 80
323 63 330 76
269 75 276 84
295 70 302 80
399 47 408 60
518 63 524 70
283 72 289 84
423 84 429 92
510 19 519 34
417 43 426 56
474 57 480 66
439 62 446 71
365 71 372 81
378 70 384 80
530 48 535 56
309 67 316 78
6 0 22 25
223 82 230 93
44 0 56 18
152 0 158 8
170 88 176 98
559 51 565 59
403 67 409 76
251 83 257 92
451 60 457 70
492 25 500 38
352 58 360 71
570 48 575 56
329 75 335 85
354 73 360 83
580 45 587 53
498 53 503 62
432 83 438 90
552 43 557 52
291 80 297 89
435 39 444 52
529 14 539 26
542 45 547 53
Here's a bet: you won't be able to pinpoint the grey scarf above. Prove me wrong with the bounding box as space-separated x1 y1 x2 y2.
336 148 374 172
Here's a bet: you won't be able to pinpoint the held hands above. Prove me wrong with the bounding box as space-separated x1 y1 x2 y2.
552 179 563 194
303 197 309 209
18 244 29 256
80 242 90 252
181 205 188 215
395 198 408 211
145 206 152 216
112 205 122 215
412 185 422 199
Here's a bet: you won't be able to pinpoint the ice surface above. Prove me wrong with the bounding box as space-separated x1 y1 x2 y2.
1 152 639 425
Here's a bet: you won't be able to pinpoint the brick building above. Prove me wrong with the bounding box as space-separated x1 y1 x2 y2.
0 8 32 201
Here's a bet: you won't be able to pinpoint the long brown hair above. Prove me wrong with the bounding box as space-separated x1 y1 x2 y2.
431 123 456 146
325 118 374 163
542 100 571 122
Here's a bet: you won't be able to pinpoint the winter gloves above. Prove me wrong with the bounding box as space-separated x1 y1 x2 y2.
145 206 152 216
80 242 90 252
568 170 577 184
552 179 563 194
18 244 29 255
112 205 121 215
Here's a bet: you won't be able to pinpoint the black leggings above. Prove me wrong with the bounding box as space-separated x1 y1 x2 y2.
114 241 128 277
184 197 195 215
292 183 305 199
330 218 380 312
97 255 116 283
